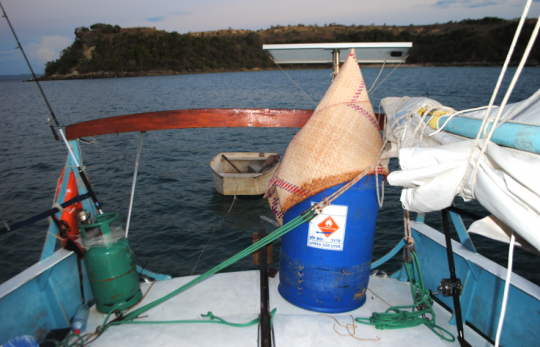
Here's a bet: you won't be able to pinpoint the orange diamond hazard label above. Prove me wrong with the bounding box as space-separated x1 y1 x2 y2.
317 216 339 238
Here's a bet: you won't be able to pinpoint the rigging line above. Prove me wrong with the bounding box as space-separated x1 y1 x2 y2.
458 0 532 196
268 54 318 107
494 233 515 347
367 54 390 94
368 55 408 96
190 183 238 275
125 132 145 238
470 13 540 198
1 1 103 214
493 88 540 130
190 215 224 276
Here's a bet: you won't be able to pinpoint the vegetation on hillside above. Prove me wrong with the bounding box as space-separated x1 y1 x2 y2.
44 17 540 77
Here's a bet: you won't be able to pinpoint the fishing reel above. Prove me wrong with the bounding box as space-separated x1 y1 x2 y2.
434 278 463 297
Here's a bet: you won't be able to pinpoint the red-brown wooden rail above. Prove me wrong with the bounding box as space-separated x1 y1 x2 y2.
65 108 385 140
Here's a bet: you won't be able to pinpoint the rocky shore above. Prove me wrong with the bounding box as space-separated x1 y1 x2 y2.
38 60 539 81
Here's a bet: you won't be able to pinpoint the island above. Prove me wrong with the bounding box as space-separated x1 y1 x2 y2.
41 18 539 81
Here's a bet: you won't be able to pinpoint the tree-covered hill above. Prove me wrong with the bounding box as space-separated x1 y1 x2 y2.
42 18 540 79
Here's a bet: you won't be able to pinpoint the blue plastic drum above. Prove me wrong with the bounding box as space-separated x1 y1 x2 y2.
278 175 380 313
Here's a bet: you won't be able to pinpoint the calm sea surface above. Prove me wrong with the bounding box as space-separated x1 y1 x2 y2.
0 67 539 285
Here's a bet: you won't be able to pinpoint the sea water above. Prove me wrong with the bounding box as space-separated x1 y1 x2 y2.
0 67 539 285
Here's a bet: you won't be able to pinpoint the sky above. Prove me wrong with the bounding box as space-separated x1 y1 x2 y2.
1 0 539 75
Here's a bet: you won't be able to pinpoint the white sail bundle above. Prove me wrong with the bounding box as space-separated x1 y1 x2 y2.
381 93 540 253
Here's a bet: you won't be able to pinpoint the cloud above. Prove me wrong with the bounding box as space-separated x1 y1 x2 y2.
433 0 458 7
0 49 19 62
146 11 190 23
25 36 73 62
433 0 503 8
467 0 501 8
146 16 165 22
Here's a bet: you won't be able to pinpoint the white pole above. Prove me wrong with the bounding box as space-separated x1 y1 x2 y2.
125 132 145 238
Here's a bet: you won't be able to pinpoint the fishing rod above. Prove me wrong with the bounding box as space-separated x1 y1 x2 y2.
0 1 103 215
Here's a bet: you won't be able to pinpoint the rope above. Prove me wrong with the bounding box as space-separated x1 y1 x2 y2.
120 212 315 323
268 55 318 107
319 314 380 341
403 210 413 245
79 146 387 343
469 14 540 198
57 333 84 347
367 54 390 94
458 0 533 197
100 308 277 333
368 55 409 96
494 233 515 347
191 185 238 275
190 220 221 275
355 249 455 342
427 105 490 137
493 88 540 130
125 132 145 238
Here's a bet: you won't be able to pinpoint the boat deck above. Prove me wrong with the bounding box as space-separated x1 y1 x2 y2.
86 271 491 346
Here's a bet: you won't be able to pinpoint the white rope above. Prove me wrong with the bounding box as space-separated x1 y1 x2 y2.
125 131 145 238
376 116 389 208
375 164 385 208
494 233 515 347
494 88 540 130
459 0 532 197
269 56 318 107
469 14 540 197
368 54 390 94
368 55 409 96
408 105 434 147
428 106 490 137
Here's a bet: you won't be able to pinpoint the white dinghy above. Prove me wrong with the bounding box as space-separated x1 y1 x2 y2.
210 152 281 195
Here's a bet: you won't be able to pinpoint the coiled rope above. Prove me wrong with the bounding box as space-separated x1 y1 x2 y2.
355 245 455 342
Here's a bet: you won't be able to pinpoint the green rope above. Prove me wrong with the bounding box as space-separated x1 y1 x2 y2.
56 333 83 347
120 212 315 323
355 248 455 342
100 308 277 334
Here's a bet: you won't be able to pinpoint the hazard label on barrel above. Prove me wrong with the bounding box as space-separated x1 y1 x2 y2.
307 204 348 251
318 216 339 237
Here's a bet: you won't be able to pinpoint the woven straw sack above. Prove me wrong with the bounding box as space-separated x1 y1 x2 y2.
266 48 387 225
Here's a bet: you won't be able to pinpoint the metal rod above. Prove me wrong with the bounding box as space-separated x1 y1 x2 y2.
442 208 471 347
332 49 340 77
258 227 272 347
125 132 145 238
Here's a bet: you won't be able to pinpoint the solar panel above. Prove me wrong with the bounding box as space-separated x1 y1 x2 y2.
263 43 412 64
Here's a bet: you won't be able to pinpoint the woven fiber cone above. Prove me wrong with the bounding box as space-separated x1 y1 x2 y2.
266 48 386 225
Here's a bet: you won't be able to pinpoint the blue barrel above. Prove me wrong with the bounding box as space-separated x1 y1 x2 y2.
278 175 380 313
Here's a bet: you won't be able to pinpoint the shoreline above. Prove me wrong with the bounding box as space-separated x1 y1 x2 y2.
36 62 537 81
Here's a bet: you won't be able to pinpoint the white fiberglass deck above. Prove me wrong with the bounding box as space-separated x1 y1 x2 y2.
86 271 490 347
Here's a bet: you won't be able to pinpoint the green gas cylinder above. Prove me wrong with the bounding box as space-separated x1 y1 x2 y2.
79 212 142 313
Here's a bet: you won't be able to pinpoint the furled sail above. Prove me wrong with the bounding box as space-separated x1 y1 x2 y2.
382 91 540 253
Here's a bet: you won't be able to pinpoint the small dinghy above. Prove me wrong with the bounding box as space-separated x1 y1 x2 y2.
210 152 281 195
